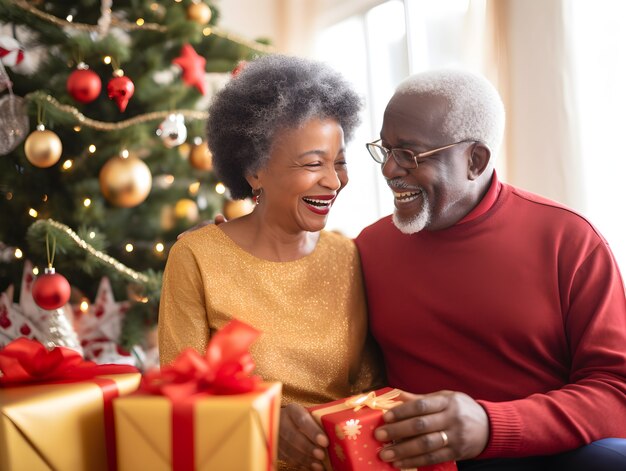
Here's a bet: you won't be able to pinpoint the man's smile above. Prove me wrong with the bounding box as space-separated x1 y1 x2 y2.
392 189 422 202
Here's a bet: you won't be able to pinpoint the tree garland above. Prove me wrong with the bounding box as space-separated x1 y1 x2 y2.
9 0 275 54
27 91 210 131
27 219 150 284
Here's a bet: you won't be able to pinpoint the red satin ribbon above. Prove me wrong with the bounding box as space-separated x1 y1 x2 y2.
172 397 196 471
141 319 262 399
93 378 122 471
0 338 138 471
141 319 270 471
0 337 137 385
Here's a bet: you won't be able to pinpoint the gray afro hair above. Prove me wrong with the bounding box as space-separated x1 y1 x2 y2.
207 54 363 199
395 69 505 156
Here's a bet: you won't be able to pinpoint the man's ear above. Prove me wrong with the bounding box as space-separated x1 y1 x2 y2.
468 143 491 180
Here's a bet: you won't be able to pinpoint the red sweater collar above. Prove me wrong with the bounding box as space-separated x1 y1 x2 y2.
456 170 501 225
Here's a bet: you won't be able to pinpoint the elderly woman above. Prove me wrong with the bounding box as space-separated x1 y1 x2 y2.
158 55 381 470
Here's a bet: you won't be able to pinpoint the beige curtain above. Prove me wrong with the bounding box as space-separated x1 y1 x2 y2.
473 0 584 210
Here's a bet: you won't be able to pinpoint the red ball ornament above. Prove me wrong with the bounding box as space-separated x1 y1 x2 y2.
231 60 248 77
32 267 71 311
67 64 102 104
107 70 135 112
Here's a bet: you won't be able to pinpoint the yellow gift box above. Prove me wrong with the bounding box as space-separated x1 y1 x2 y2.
0 373 141 471
114 381 282 471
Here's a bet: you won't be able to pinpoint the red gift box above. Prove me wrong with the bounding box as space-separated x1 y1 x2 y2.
309 388 457 471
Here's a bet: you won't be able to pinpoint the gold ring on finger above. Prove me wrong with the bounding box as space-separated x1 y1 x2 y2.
440 430 449 447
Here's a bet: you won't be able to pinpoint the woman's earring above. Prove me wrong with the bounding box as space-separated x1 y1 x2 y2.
252 187 263 205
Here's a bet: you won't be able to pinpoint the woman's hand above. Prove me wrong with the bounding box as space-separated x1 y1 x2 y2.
279 403 329 470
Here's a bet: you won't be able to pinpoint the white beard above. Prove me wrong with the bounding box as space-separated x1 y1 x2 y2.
392 192 431 234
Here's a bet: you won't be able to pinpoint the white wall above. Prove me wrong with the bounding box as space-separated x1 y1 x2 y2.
216 0 279 46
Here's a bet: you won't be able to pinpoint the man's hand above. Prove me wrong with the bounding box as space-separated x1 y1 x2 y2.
177 214 227 239
279 404 329 470
374 390 489 468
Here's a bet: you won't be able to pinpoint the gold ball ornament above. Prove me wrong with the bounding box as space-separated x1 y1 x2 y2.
223 198 254 220
189 141 213 171
99 153 152 207
174 198 199 222
187 2 212 25
24 125 63 168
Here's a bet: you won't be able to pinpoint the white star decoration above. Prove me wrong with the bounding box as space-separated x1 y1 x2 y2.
342 419 362 440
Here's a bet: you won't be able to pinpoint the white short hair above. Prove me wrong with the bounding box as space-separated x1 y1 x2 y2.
395 69 505 156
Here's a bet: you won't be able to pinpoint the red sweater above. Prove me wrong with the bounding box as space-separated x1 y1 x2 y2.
355 179 626 458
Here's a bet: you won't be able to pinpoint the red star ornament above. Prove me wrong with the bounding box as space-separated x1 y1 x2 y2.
172 44 207 95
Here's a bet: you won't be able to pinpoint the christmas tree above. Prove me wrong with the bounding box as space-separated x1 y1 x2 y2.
0 0 268 351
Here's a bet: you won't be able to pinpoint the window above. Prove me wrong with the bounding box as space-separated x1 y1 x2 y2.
570 0 626 270
314 0 474 237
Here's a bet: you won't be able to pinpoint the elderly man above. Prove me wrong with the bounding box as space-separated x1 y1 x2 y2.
184 69 626 471
355 69 626 470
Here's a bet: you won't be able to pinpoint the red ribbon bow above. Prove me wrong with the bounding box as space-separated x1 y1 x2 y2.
0 337 139 471
141 319 262 399
0 337 137 386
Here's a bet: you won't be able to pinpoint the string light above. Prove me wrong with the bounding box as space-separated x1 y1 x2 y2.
121 149 129 158
125 243 134 252
188 181 200 195
66 14 73 22
135 18 144 26
155 242 165 253
6 192 12 200
42 194 48 202
62 159 73 170
28 208 38 218
103 56 112 64
32 266 39 275
79 299 89 312
202 27 211 36
89 231 96 239
215 182 226 194
88 144 96 153
73 125 81 132
14 248 23 259
83 198 92 207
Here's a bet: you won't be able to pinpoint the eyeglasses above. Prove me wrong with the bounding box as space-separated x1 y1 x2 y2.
366 139 474 169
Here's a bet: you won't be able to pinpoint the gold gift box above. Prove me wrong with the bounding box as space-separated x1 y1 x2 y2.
114 381 282 471
0 373 141 471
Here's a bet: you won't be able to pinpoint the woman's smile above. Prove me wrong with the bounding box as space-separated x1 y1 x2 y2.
302 194 336 215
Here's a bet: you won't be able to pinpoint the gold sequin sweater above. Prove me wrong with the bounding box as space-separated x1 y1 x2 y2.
158 225 380 407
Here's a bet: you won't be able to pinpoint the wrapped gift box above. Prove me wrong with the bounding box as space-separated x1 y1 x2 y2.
309 388 457 471
114 381 281 471
0 372 140 471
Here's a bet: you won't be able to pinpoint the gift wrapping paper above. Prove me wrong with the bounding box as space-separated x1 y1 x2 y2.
309 388 457 471
114 381 281 471
0 372 141 471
